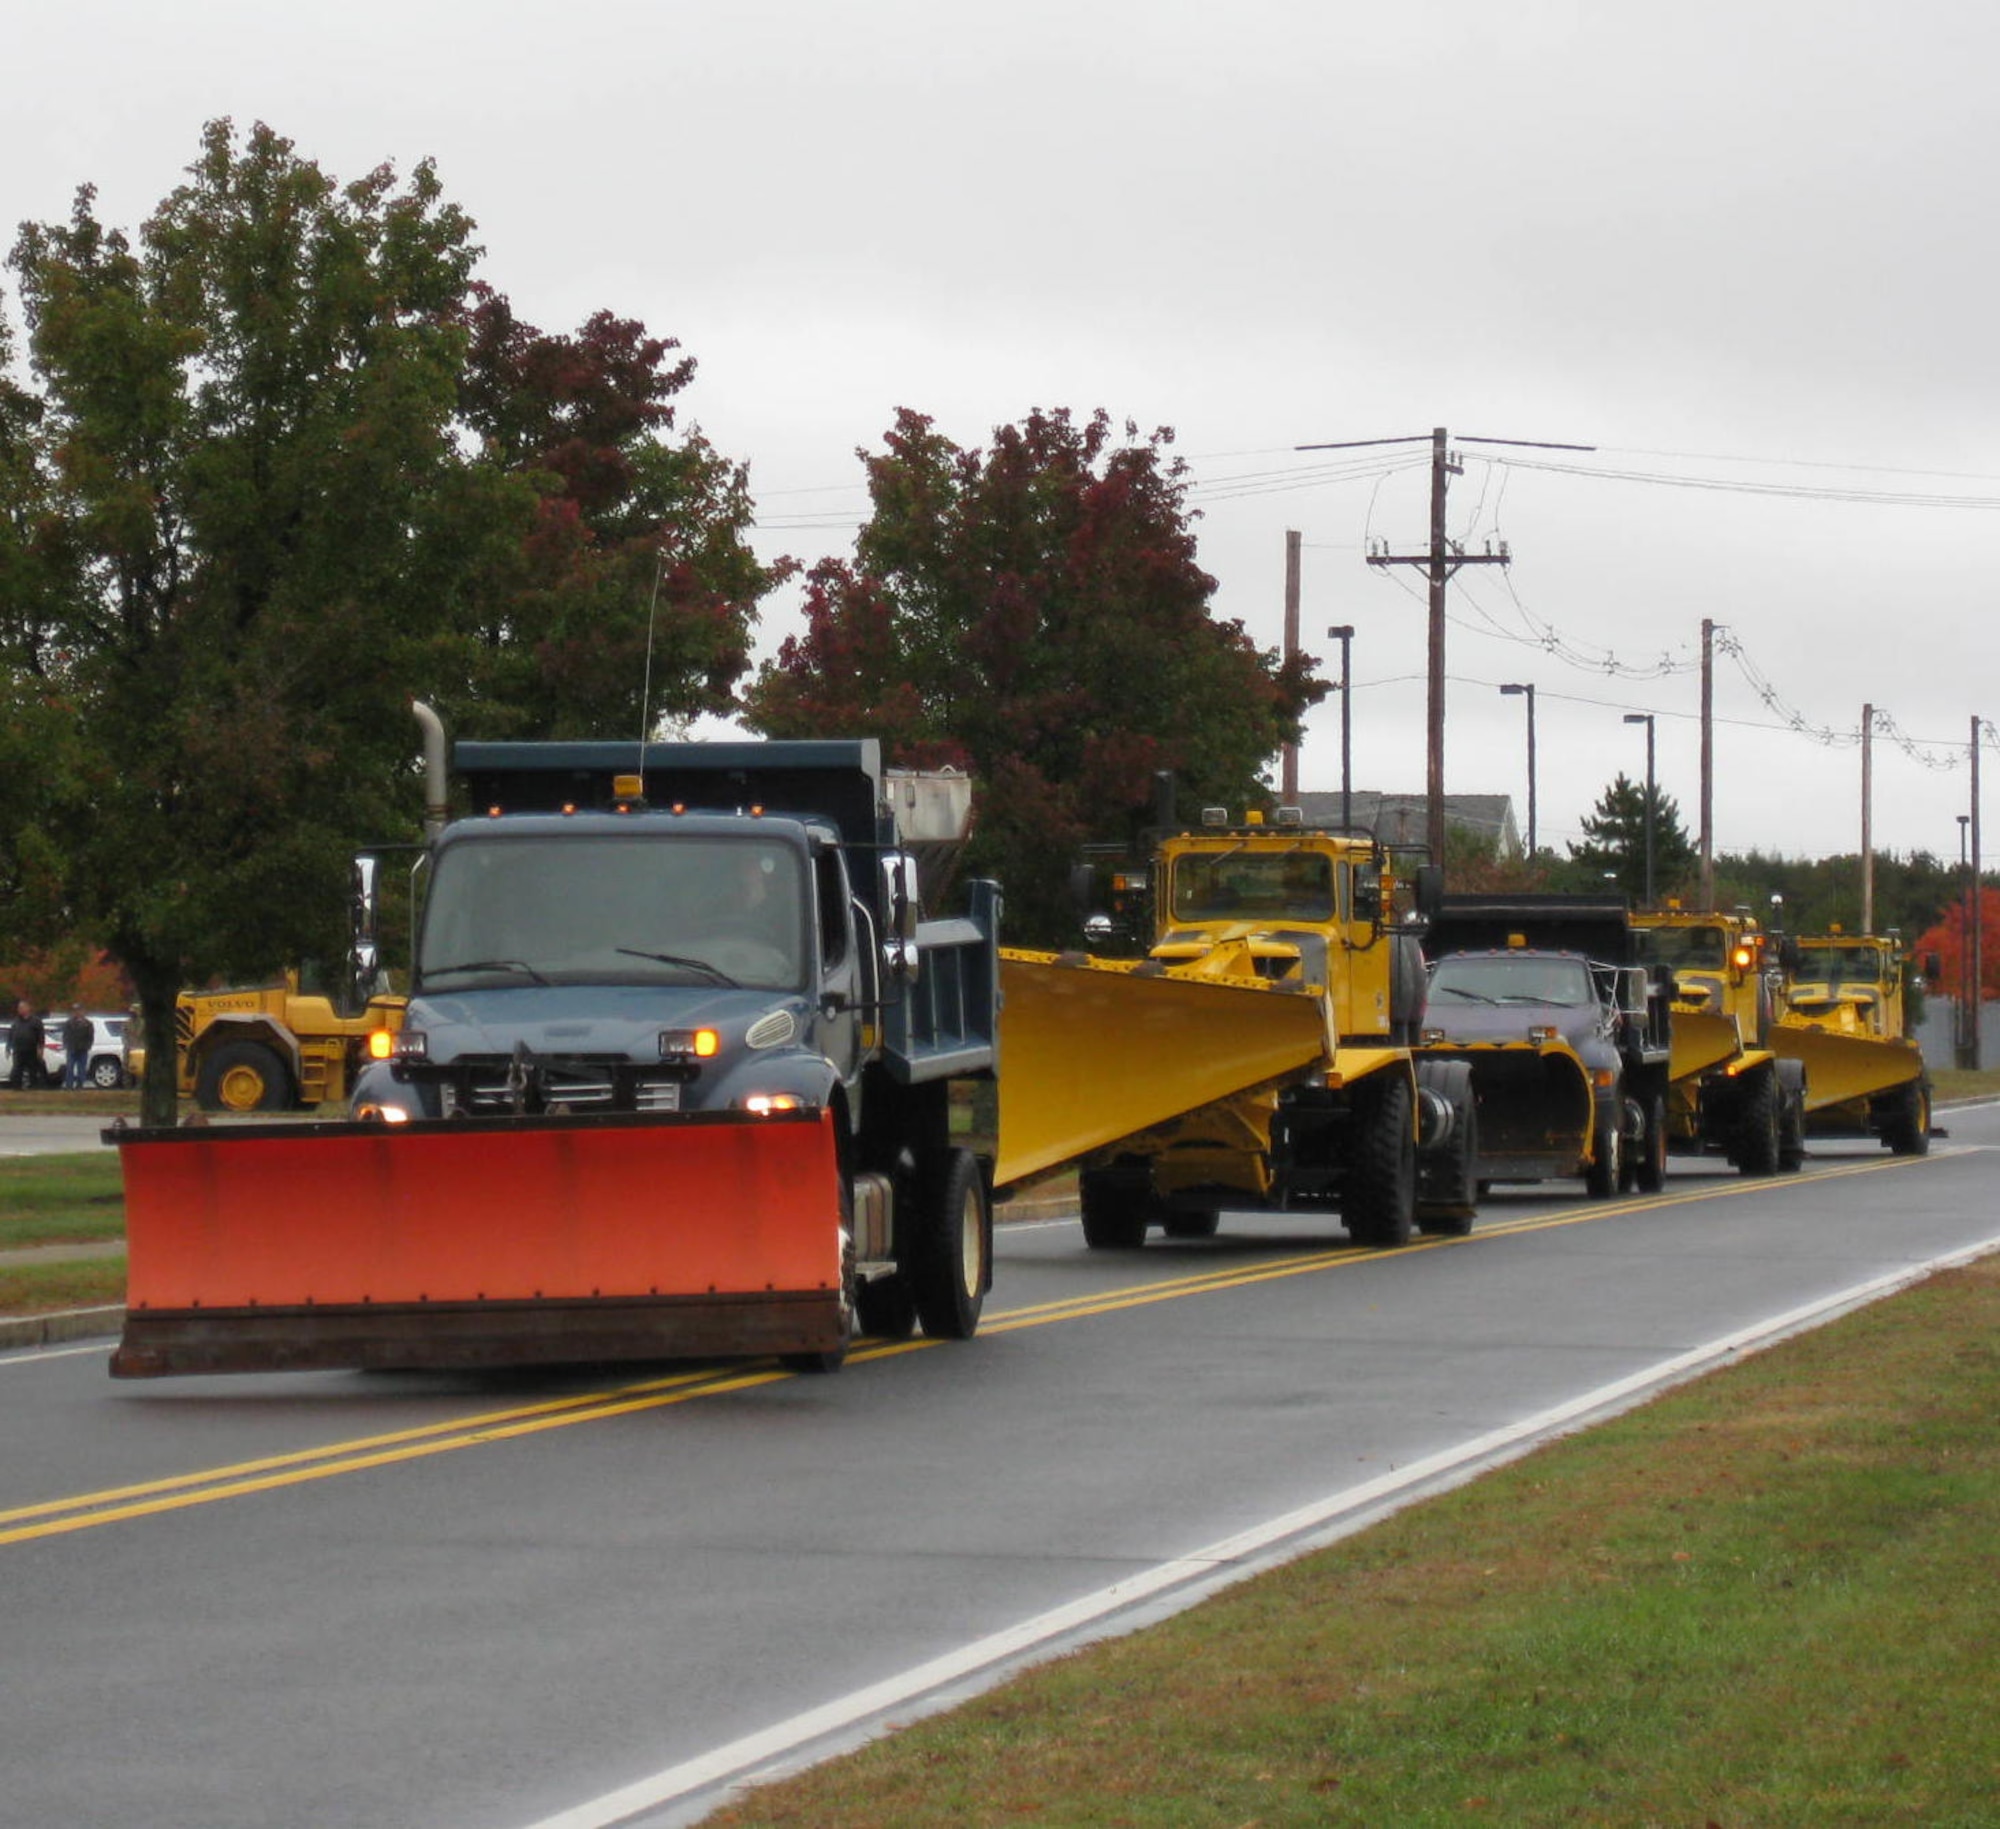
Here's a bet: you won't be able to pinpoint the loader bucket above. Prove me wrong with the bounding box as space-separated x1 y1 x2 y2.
997 949 1329 1186
1771 1022 1924 1114
1422 1043 1593 1181
110 1110 844 1378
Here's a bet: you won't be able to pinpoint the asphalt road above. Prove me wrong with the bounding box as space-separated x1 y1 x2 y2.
3 1109 1996 1829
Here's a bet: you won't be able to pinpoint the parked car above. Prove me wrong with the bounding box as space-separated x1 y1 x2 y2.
2 1012 132 1089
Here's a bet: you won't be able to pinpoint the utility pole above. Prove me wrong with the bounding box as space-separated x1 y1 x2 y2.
1699 619 1715 908
1328 624 1355 831
1973 715 1984 1071
1280 531 1302 801
1299 427 1592 864
1861 704 1875 934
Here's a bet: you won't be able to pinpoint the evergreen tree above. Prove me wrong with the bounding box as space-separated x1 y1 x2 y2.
1566 772 1698 906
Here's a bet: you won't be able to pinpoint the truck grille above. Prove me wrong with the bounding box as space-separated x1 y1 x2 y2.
438 1055 686 1115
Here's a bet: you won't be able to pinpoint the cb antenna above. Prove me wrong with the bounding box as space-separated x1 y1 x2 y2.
637 548 667 765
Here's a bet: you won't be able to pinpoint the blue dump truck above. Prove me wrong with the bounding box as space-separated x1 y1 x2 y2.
111 730 999 1377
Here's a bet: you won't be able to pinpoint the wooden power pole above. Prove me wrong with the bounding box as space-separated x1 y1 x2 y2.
1300 427 1591 864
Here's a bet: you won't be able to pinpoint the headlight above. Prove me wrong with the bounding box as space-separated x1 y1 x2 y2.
393 1029 428 1062
661 1028 721 1060
741 1092 804 1115
356 1101 412 1124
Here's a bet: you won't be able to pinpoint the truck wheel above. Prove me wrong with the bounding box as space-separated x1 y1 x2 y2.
1883 1079 1931 1156
1080 1168 1153 1250
1346 1073 1415 1248
911 1148 989 1340
1415 1059 1477 1237
195 1041 294 1112
1736 1066 1781 1177
1778 1073 1808 1172
1583 1109 1621 1198
1633 1093 1668 1193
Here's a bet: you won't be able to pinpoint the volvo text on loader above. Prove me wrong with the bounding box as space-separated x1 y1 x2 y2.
996 805 1479 1250
110 730 1000 1378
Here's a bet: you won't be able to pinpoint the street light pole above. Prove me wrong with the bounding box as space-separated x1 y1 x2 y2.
1499 682 1536 858
1327 625 1354 831
1623 712 1656 908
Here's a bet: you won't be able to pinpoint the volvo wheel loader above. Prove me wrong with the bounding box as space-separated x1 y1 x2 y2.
110 725 999 1379
1773 928 1932 1154
997 806 1478 1249
1419 895 1673 1196
1630 907 1807 1176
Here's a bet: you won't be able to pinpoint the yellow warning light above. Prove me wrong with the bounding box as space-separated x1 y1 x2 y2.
613 773 644 800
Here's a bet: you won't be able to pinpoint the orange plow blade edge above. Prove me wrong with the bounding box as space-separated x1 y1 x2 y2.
110 1111 844 1378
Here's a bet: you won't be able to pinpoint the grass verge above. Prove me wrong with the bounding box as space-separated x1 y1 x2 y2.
0 1152 126 1250
0 1258 125 1316
708 1258 2000 1829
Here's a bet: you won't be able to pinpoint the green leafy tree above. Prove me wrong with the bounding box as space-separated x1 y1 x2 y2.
745 407 1323 940
1564 771 1698 906
0 121 774 1120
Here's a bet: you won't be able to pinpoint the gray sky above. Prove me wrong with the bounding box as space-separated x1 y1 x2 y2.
10 0 1998 873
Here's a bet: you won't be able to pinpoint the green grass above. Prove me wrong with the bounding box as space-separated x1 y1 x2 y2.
707 1259 2000 1828
0 1152 126 1249
0 1258 125 1315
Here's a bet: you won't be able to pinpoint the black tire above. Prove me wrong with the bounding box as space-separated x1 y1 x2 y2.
1633 1093 1668 1193
1883 1079 1931 1157
1080 1168 1153 1250
910 1148 989 1340
855 1272 917 1341
1415 1060 1477 1237
1346 1072 1416 1248
783 1176 855 1372
1736 1065 1781 1177
1778 1070 1807 1172
194 1040 294 1112
1583 1105 1621 1198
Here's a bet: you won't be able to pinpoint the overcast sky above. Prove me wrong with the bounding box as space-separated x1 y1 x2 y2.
9 0 1998 876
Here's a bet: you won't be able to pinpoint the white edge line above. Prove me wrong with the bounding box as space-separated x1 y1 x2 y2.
517 1229 2000 1829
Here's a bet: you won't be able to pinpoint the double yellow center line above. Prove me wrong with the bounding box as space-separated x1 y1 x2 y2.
2 1150 1938 1548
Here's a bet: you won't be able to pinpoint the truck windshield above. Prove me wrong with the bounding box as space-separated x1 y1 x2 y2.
1429 955 1596 1007
1171 850 1335 922
1801 945 1885 984
419 833 807 991
1632 924 1726 969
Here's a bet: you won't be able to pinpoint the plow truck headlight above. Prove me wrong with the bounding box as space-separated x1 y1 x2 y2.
393 1030 428 1062
742 1092 805 1115
660 1028 721 1060
355 1101 413 1124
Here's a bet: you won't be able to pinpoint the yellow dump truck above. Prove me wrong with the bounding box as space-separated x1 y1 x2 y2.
1630 907 1806 1176
1773 929 1931 1154
998 806 1478 1248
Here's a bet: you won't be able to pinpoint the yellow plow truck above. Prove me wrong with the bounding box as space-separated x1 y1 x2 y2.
998 806 1479 1249
1630 907 1807 1176
1773 929 1932 1154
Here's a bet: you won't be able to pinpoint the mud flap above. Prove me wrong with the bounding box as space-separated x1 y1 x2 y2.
110 1110 844 1378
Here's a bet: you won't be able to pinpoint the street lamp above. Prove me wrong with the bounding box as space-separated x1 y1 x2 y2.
1327 624 1354 831
1499 682 1536 857
1623 712 1657 908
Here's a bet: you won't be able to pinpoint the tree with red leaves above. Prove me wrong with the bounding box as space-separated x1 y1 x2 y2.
1915 883 2000 1001
747 408 1323 941
452 287 779 740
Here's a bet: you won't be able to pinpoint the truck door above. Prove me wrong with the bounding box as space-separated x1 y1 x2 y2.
812 840 864 1085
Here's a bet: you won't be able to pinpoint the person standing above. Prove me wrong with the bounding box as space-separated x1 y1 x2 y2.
62 1004 93 1091
6 999 49 1090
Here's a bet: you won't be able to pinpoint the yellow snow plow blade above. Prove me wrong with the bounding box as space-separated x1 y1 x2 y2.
996 949 1330 1185
110 1110 844 1378
1772 1022 1924 1112
1664 1007 1747 1084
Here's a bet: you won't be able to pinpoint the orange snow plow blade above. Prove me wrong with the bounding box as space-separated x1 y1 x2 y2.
110 1110 843 1378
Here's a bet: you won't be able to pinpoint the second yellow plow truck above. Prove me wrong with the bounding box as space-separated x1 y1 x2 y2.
997 804 1479 1249
1630 906 1808 1176
1772 927 1933 1154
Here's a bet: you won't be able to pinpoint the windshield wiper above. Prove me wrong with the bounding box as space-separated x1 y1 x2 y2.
423 958 551 985
1433 985 1500 1003
616 948 741 988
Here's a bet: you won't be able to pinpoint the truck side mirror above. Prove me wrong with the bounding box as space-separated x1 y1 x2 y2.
1352 864 1384 926
880 852 922 985
348 856 383 1005
1411 865 1444 924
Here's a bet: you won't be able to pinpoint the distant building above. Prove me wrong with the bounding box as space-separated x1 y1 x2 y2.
1291 791 1522 859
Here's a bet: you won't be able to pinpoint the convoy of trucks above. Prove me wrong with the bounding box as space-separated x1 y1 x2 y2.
97 709 1951 1384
